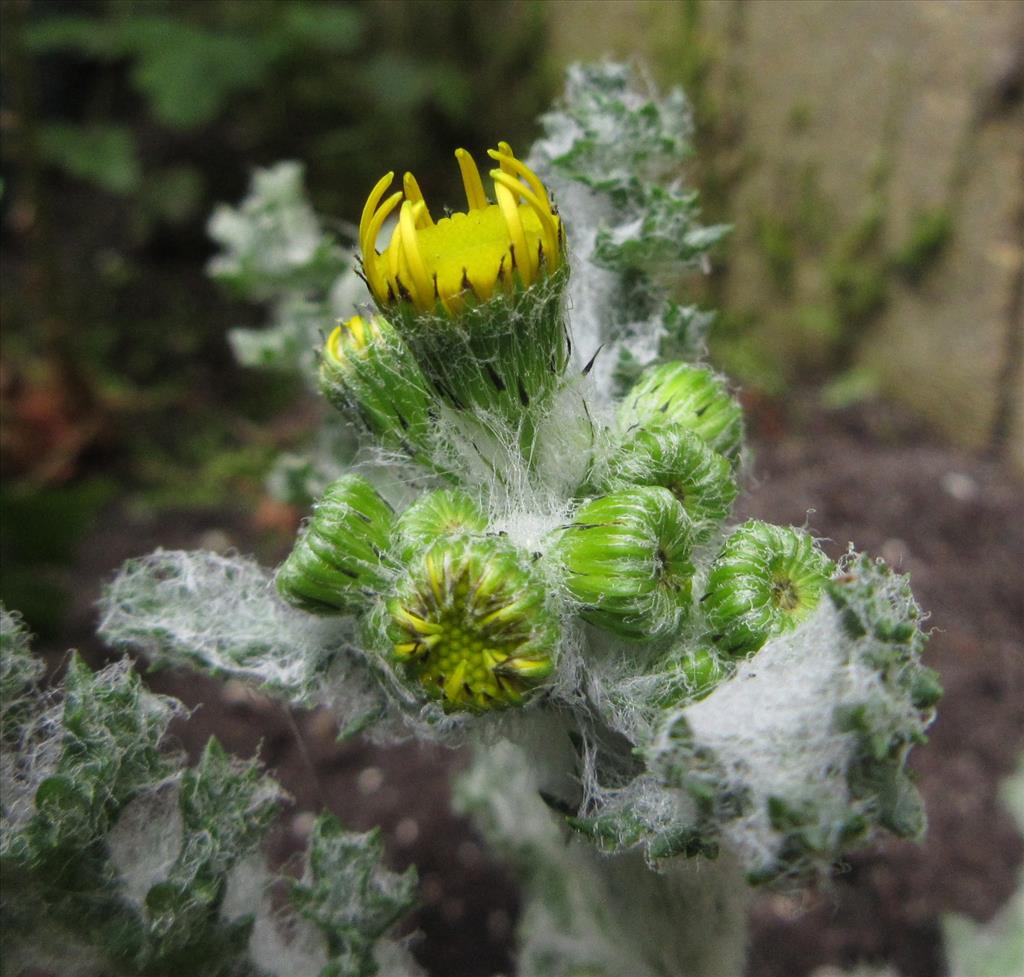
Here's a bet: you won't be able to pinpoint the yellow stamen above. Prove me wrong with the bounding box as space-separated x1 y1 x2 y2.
479 601 528 628
393 605 444 635
494 140 517 176
326 325 344 361
501 657 552 678
455 148 488 211
425 550 445 605
488 148 547 204
347 317 365 347
385 216 405 289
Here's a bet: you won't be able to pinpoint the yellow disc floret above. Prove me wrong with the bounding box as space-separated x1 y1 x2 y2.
359 142 564 314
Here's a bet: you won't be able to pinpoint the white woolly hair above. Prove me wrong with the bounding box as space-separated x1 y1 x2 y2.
652 602 861 869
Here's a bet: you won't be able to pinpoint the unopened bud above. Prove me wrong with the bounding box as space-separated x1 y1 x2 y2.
702 520 832 655
319 315 435 460
552 486 696 641
599 427 738 543
392 489 488 563
383 536 560 712
618 362 744 464
277 475 395 615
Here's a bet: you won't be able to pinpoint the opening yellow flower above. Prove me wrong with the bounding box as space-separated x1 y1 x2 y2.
359 142 564 314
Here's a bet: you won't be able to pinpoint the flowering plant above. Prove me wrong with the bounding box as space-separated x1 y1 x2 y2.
2 65 940 977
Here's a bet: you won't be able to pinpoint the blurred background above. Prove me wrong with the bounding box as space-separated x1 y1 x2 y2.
1 2 1022 976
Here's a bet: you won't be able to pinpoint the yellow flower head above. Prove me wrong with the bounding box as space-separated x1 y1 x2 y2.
359 142 564 314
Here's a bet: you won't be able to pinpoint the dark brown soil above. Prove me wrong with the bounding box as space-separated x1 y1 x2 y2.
51 397 1024 977
739 401 1024 977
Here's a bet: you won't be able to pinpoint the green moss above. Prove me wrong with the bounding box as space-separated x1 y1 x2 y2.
867 150 892 194
839 202 887 259
827 201 890 350
712 339 789 397
829 257 889 329
820 366 881 409
892 209 952 282
754 213 797 295
795 304 842 345
787 102 813 134
794 162 831 246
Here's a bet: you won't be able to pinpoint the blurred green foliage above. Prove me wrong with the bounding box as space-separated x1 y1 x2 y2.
1 0 553 638
0 478 115 639
36 122 142 193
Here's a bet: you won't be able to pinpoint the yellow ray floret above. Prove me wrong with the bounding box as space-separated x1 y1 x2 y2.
358 142 564 313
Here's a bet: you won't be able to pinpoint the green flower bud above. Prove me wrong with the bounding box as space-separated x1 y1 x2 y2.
599 427 738 543
319 315 436 459
618 362 745 463
657 646 735 706
384 536 560 712
392 489 488 563
702 520 833 655
277 475 395 615
553 486 696 641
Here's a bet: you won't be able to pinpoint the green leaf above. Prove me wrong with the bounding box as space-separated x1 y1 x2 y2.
359 54 471 118
144 738 279 965
282 3 364 50
0 607 43 741
26 14 279 129
290 816 417 977
122 19 278 129
37 123 141 194
22 14 123 57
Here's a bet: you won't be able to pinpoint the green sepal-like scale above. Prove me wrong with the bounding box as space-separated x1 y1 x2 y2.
599 427 738 543
702 520 833 655
319 314 436 460
382 535 560 712
553 486 696 641
390 265 570 426
392 489 488 563
618 361 745 464
276 475 395 615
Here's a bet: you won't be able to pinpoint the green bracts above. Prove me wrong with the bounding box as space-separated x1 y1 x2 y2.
618 361 745 464
553 486 696 641
276 475 395 615
702 520 833 655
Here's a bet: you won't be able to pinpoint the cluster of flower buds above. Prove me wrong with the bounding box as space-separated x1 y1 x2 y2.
276 140 835 715
277 480 560 713
553 360 831 669
549 363 742 645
